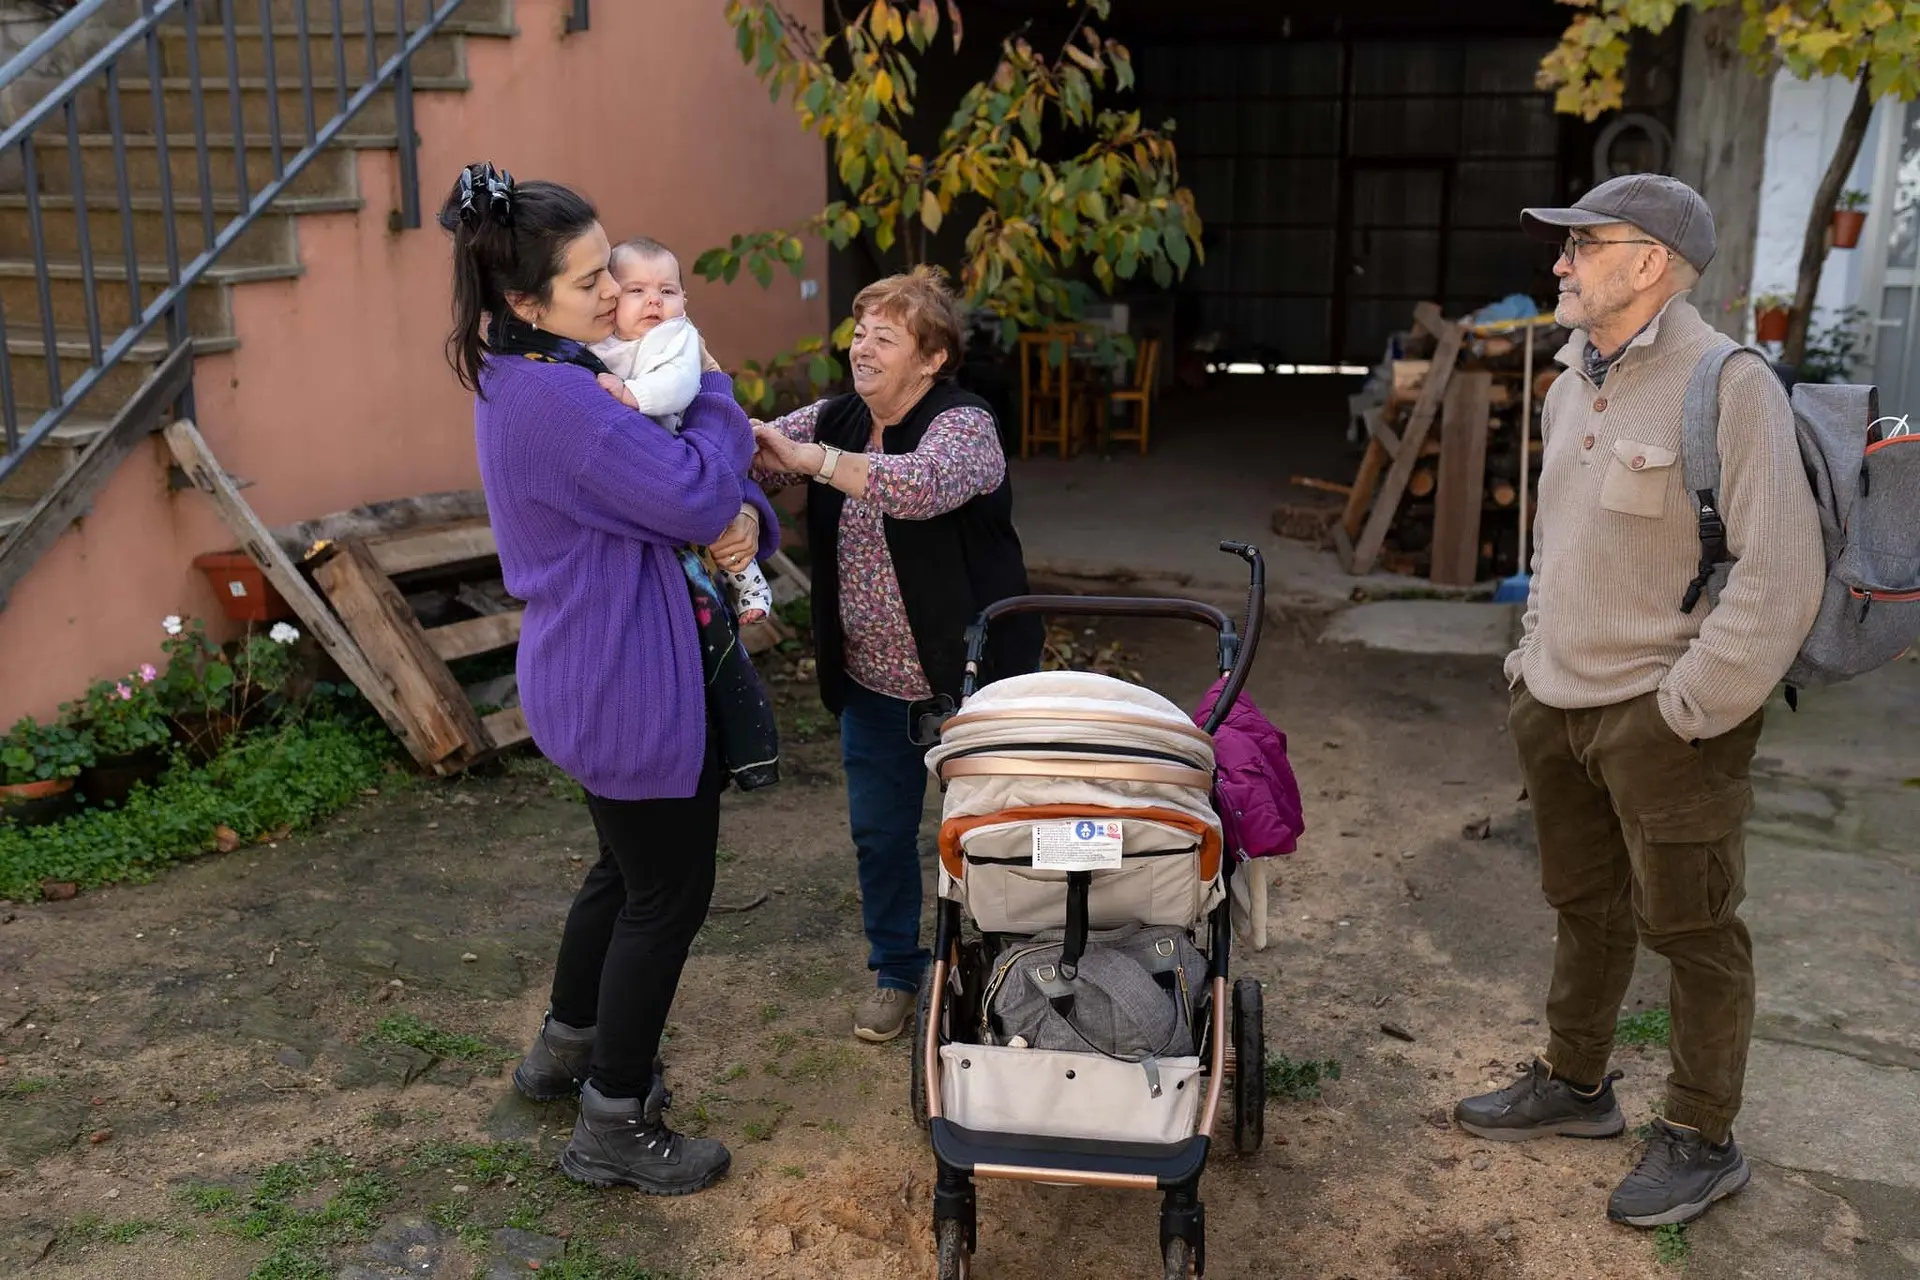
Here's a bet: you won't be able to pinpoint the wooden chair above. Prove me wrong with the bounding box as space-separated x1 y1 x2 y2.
1018 328 1081 459
1106 336 1161 454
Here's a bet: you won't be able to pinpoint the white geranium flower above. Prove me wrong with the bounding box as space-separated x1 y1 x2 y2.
162 615 183 635
269 622 301 645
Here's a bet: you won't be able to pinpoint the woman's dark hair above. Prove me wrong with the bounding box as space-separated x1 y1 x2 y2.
437 162 599 394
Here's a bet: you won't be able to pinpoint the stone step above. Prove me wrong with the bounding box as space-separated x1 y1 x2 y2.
113 72 466 134
147 22 471 81
195 0 514 27
31 131 373 201
0 418 111 503
3 329 238 415
0 193 349 267
0 258 299 342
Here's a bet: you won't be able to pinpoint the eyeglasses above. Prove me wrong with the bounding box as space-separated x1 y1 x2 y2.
1561 236 1664 263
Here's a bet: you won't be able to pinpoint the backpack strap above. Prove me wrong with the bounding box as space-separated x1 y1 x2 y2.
1679 341 1776 613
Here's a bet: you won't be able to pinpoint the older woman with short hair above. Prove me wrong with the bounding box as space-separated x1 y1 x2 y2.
754 266 1042 1043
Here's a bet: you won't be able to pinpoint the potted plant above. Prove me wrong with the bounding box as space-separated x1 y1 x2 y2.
66 665 173 806
1832 190 1869 249
1752 292 1793 344
1 716 95 827
156 615 302 762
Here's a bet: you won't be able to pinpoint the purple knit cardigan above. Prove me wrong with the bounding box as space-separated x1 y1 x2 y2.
474 359 777 800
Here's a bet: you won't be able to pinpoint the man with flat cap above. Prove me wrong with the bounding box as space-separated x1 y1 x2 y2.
1452 174 1824 1228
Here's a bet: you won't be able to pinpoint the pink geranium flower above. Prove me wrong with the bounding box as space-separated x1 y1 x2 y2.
115 683 134 700
138 663 158 683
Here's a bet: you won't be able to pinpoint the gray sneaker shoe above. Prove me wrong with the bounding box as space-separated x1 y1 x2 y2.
559 1079 731 1196
513 1014 594 1103
1453 1059 1627 1142
1608 1120 1750 1228
853 986 915 1043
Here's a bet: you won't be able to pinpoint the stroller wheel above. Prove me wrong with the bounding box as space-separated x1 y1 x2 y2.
910 980 934 1131
1231 976 1266 1154
1162 1237 1196 1279
936 1217 972 1279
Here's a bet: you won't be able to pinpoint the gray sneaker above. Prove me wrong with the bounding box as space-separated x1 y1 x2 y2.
1608 1120 1751 1228
559 1079 731 1196
512 1014 594 1103
1453 1059 1626 1142
853 987 915 1043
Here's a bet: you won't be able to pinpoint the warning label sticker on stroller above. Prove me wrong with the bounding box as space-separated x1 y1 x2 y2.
1031 820 1124 871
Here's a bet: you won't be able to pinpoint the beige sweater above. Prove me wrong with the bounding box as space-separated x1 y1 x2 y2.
1506 295 1825 741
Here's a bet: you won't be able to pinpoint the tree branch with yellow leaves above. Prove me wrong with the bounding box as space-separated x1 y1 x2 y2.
693 0 1205 412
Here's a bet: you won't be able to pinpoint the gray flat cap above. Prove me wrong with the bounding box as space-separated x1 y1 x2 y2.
1521 173 1716 273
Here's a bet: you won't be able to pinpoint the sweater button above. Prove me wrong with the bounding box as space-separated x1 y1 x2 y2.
1582 433 1595 449
1631 454 1647 470
1593 397 1608 412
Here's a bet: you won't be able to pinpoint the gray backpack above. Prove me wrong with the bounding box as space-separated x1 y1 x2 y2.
1682 344 1920 706
980 924 1202 1065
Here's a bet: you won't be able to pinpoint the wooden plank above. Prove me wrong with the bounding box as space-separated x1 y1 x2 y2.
363 518 498 575
1430 371 1494 587
313 537 490 766
425 611 523 662
1340 437 1389 545
272 489 490 561
1348 315 1467 575
479 707 530 751
1412 301 1450 342
0 342 194 610
162 419 436 767
1362 406 1402 456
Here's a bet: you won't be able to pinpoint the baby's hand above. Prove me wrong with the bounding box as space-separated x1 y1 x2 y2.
597 372 639 408
737 608 768 625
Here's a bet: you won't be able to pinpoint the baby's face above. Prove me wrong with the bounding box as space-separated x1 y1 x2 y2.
611 249 687 340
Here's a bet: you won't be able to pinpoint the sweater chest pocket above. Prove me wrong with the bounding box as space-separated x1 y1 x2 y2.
1599 439 1677 518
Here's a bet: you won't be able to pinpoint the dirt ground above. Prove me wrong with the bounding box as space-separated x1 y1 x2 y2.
0 605 1692 1280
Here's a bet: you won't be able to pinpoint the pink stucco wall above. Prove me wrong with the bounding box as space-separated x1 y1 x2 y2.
0 0 827 726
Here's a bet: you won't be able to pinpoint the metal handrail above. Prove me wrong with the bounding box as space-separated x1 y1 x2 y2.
0 0 475 487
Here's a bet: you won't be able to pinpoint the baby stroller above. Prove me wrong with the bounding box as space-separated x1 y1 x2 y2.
911 542 1270 1279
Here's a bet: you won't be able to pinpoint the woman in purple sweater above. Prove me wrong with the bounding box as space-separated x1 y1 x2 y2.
437 163 773 1196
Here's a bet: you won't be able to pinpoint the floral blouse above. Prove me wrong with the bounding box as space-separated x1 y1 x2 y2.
757 397 1006 701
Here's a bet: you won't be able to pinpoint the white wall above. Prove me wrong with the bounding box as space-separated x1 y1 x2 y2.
1750 71 1883 334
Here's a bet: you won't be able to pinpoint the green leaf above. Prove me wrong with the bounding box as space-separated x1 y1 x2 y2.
780 235 805 263
749 253 774 289
920 188 944 233
692 248 730 280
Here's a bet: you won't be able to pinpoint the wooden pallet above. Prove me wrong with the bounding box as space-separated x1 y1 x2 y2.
1335 302 1468 576
165 419 805 775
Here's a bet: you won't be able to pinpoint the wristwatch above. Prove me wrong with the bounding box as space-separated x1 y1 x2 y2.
813 445 844 483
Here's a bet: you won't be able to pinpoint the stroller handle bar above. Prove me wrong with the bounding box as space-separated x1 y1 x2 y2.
961 542 1267 735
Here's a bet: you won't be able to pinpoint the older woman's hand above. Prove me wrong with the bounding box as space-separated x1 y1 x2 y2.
709 507 760 571
754 422 822 476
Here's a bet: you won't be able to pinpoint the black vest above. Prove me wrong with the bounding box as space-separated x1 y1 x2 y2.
804 381 1043 715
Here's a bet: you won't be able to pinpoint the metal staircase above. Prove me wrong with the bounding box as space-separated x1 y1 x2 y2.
0 0 527 605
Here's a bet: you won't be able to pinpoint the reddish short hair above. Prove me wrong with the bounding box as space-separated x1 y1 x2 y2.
851 266 966 378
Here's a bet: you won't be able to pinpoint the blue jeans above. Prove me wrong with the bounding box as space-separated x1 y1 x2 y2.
839 680 933 993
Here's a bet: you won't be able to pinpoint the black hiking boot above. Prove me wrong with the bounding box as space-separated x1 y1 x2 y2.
512 1014 595 1102
559 1079 731 1196
1453 1059 1626 1142
1608 1120 1750 1228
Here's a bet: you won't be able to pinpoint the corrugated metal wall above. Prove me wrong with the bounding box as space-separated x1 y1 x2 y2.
1140 38 1561 362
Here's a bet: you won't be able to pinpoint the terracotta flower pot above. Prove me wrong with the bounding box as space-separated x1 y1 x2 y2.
1831 209 1867 250
0 777 80 827
79 747 170 807
1755 306 1791 344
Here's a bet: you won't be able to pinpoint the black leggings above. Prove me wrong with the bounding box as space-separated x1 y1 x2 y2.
547 741 722 1099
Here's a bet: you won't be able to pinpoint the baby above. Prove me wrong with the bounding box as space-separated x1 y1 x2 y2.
591 236 772 624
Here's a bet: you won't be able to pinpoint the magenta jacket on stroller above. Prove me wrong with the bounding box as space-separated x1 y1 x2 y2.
1194 675 1304 861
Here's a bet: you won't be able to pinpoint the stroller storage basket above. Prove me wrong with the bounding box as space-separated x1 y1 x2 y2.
940 1044 1204 1145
